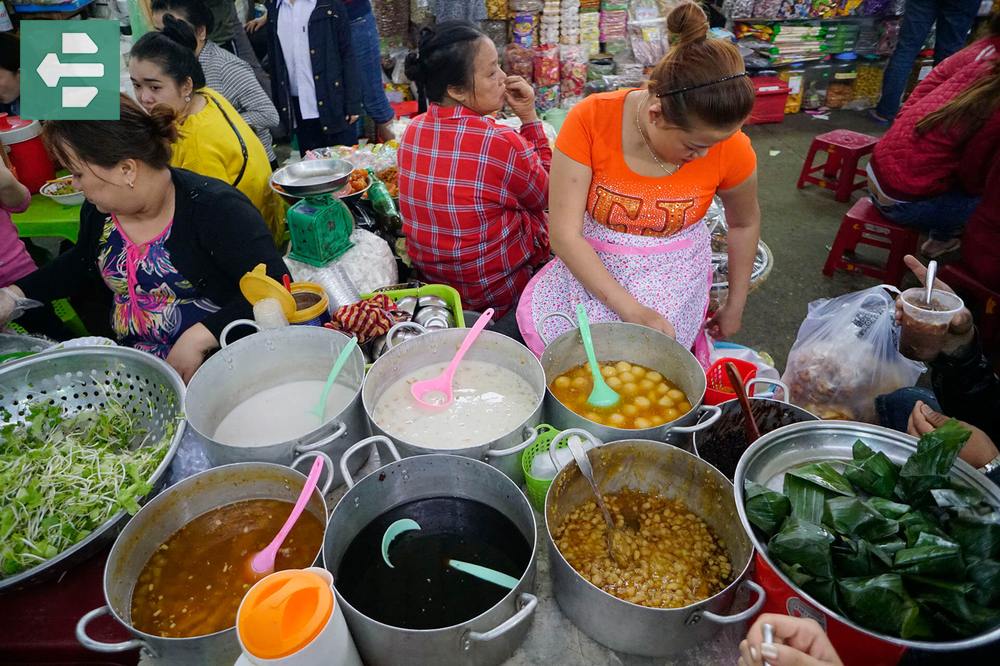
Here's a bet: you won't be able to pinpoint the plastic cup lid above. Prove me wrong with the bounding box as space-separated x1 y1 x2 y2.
238 569 334 660
239 263 297 319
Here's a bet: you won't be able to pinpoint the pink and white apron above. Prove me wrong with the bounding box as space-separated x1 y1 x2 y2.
516 215 713 366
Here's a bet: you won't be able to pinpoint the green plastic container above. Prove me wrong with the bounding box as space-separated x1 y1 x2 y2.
521 424 563 512
363 284 466 328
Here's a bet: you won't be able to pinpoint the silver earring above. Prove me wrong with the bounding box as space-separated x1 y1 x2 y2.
185 95 191 102
128 181 134 189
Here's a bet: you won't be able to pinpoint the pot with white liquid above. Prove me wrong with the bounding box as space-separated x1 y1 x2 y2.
186 326 370 486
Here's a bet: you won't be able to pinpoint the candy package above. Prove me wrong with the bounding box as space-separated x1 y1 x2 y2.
533 45 561 85
560 45 588 98
505 43 535 80
512 11 539 47
486 0 508 19
534 84 560 112
751 0 782 17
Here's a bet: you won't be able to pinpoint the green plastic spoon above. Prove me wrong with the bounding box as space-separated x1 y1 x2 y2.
309 336 358 422
576 304 620 408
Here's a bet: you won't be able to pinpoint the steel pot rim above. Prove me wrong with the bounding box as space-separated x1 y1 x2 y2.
733 420 1000 651
325 439 538 634
544 436 754 614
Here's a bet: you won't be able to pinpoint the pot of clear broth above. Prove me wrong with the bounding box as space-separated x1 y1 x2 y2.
323 437 538 666
76 453 337 664
544 431 765 657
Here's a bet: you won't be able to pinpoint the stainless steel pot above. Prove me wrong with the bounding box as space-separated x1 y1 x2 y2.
186 326 370 486
545 429 764 657
734 420 1000 652
323 437 539 666
691 378 819 480
76 453 335 664
540 319 721 443
362 329 545 484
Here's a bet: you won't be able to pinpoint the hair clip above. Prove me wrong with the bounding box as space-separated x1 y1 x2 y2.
657 72 749 98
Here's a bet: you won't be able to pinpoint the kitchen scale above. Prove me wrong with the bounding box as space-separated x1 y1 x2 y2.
271 158 356 267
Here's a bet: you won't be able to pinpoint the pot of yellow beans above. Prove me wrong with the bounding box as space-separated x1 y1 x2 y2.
543 429 764 657
539 318 721 443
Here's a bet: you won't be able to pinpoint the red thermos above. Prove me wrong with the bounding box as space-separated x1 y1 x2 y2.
0 113 55 193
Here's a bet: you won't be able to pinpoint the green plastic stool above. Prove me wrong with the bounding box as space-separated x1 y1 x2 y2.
53 299 88 337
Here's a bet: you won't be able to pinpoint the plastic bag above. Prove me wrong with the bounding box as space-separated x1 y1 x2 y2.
505 43 535 80
560 45 588 99
781 286 924 423
628 18 666 66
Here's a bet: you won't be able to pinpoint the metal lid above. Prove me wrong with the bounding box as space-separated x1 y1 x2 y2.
0 114 42 144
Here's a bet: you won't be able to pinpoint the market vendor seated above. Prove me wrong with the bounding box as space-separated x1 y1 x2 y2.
397 21 551 319
129 18 283 239
0 95 288 382
517 2 761 363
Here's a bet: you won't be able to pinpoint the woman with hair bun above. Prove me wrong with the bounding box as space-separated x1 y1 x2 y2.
517 2 762 363
398 21 551 322
129 18 282 238
0 95 288 382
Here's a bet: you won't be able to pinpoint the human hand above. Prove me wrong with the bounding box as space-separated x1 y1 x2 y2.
907 400 999 468
504 76 537 123
738 614 843 666
706 302 743 339
898 254 975 358
346 115 359 124
165 323 218 384
0 287 18 327
620 302 676 339
245 16 266 33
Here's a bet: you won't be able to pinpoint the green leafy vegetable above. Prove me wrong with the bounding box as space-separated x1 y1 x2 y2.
769 516 835 580
787 462 856 497
838 574 933 639
0 401 173 578
784 473 831 525
745 481 791 537
824 496 900 542
898 420 971 505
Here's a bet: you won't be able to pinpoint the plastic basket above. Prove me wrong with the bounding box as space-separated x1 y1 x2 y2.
521 424 563 512
363 283 466 328
704 357 758 405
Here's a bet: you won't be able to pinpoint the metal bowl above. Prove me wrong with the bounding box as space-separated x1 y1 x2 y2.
271 158 353 196
734 420 1000 652
0 347 185 592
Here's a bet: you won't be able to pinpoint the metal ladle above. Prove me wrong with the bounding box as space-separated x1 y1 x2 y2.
564 435 630 567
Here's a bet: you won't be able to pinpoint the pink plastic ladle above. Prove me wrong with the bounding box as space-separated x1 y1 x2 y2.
246 455 325 579
410 308 495 408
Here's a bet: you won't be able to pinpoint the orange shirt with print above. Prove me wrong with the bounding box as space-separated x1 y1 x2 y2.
556 89 757 237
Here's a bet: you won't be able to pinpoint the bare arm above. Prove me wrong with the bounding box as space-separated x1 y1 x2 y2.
709 170 761 338
0 161 30 210
548 149 676 337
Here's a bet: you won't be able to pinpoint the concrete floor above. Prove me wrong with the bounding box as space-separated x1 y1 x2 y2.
732 110 890 370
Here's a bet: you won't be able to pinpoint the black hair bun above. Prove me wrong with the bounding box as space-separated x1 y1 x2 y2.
160 13 198 52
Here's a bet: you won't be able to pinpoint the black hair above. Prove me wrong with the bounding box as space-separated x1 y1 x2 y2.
150 0 215 34
403 21 487 112
0 32 19 74
130 14 206 90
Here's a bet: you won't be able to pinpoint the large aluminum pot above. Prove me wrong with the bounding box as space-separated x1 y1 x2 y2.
323 437 539 666
545 429 764 657
735 421 1000 653
540 319 721 443
186 326 369 486
692 378 819 479
362 329 545 484
76 453 335 664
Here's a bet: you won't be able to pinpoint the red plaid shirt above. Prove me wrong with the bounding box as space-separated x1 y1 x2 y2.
398 103 551 315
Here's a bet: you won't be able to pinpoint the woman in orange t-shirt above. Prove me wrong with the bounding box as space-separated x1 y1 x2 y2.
516 2 761 363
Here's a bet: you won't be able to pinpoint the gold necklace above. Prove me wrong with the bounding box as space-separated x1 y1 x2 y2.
635 92 679 177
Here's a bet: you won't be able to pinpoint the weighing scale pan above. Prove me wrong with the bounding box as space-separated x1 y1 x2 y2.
271 158 353 196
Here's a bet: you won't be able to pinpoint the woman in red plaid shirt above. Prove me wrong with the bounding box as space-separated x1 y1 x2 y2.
398 22 551 319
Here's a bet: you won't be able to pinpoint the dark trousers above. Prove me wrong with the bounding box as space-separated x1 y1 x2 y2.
291 97 358 155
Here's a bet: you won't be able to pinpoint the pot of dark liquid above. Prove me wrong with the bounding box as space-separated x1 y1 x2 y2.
323 437 538 666
691 379 819 480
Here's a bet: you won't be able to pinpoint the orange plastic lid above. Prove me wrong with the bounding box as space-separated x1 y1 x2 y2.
239 263 297 319
237 569 334 660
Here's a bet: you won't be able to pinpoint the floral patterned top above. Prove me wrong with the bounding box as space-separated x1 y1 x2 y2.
97 215 220 358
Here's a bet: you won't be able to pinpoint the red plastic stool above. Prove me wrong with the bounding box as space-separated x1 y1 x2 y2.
797 129 879 202
391 101 420 119
937 264 1000 353
822 198 920 287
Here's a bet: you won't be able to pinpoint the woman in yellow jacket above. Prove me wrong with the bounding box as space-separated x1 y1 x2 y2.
129 16 283 239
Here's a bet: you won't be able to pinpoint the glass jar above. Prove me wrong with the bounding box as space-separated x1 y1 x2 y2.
780 63 806 114
825 52 858 109
854 55 885 108
802 61 832 110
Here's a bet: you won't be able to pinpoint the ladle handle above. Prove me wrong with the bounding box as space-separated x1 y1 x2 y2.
340 436 401 488
924 259 938 306
441 308 494 384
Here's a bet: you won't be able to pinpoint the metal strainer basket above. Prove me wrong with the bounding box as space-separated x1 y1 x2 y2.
0 346 186 592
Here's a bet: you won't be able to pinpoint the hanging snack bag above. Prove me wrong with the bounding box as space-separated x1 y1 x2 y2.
533 45 561 86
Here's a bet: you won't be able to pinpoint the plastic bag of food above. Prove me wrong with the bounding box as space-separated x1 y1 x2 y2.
781 286 924 423
628 17 666 66
533 45 561 86
560 45 588 98
505 43 535 80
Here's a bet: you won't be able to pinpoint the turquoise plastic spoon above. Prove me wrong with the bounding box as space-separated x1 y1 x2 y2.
575 304 620 408
308 336 358 421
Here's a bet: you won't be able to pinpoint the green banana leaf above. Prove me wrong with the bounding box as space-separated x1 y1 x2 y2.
909 576 1000 639
769 516 835 580
784 473 832 525
853 439 876 461
898 420 971 505
803 577 842 614
899 510 949 547
777 560 815 587
948 508 1000 560
825 496 900 542
931 484 987 510
833 538 893 577
844 451 899 499
966 558 1000 607
872 536 907 559
893 534 965 579
745 481 791 537
787 462 856 497
838 574 934 639
868 497 912 520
